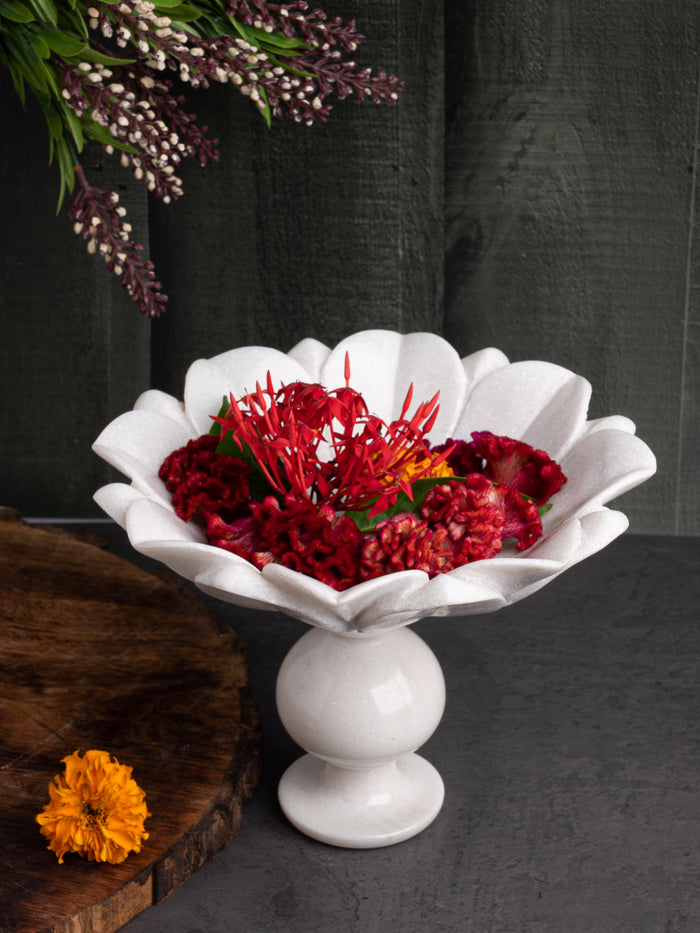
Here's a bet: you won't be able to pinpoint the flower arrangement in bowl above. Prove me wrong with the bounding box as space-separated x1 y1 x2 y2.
93 330 656 847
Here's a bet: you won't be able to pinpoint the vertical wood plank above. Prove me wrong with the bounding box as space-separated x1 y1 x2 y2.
444 1 699 532
678 70 700 534
149 0 444 397
0 75 151 517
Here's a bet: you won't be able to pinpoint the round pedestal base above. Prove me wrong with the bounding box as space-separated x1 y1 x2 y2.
278 753 444 848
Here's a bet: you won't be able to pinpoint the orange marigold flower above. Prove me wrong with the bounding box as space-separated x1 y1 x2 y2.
395 452 455 484
36 749 150 864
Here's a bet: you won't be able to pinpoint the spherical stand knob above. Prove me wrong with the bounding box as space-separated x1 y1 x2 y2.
276 625 446 848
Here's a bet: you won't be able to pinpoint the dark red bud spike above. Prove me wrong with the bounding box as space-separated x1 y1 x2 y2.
344 351 351 387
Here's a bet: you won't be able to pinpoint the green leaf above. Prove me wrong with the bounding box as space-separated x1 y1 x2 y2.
5 61 26 103
43 100 64 139
245 25 307 50
29 30 50 58
256 85 271 128
84 120 138 153
27 0 56 23
208 395 230 434
41 29 87 56
3 34 50 92
347 477 459 533
215 434 278 502
209 397 277 501
166 3 202 21
0 0 35 22
75 47 134 65
53 135 76 212
65 7 88 37
63 105 84 150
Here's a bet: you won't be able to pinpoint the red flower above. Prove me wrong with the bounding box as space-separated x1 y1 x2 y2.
430 438 482 477
213 363 448 514
159 434 251 522
420 477 505 563
438 431 566 505
159 434 219 491
207 495 363 591
360 513 455 580
483 482 542 551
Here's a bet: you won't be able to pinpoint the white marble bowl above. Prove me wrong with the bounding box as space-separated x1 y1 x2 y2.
94 330 657 633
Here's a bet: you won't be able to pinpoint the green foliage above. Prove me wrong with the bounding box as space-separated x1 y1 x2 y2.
0 0 311 207
210 397 278 501
347 478 459 533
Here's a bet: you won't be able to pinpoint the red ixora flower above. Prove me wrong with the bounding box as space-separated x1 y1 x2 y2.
433 431 566 506
213 358 451 515
207 494 364 591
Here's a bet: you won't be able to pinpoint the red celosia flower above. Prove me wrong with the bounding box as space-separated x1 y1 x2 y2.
484 482 542 551
420 477 506 563
360 513 455 580
469 431 566 505
159 434 219 491
431 438 482 477
434 432 566 506
213 362 450 514
159 434 251 521
207 495 363 591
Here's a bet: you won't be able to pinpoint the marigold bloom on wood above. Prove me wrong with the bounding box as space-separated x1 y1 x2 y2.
36 750 150 864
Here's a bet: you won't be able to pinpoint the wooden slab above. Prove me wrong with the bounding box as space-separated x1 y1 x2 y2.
0 510 262 933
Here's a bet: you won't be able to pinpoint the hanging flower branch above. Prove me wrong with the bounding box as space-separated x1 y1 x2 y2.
0 0 403 316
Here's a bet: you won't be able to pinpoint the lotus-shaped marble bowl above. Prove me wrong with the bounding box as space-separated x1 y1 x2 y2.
93 330 656 634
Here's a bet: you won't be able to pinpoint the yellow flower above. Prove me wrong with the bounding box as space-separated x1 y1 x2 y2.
396 452 455 484
36 749 150 864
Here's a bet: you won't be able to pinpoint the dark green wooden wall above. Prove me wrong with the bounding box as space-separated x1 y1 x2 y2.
1 1 698 532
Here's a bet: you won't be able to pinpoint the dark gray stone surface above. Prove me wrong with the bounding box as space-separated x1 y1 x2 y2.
72 525 700 933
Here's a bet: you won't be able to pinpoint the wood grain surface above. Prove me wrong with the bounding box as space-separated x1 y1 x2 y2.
0 70 151 519
0 510 261 933
148 0 445 397
444 0 700 533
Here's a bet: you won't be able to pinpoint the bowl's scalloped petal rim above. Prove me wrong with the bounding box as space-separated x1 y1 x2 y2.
286 337 332 380
553 429 657 527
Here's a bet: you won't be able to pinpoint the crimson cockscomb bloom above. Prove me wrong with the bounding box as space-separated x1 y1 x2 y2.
420 477 506 563
469 431 567 505
484 482 543 551
159 434 251 521
159 434 219 491
359 513 455 580
207 495 363 591
433 431 566 506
